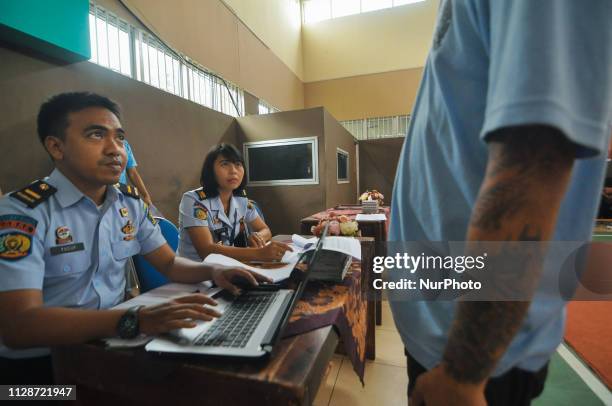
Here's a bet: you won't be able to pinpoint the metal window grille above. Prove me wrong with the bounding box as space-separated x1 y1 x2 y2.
258 100 280 115
88 2 244 117
341 115 410 140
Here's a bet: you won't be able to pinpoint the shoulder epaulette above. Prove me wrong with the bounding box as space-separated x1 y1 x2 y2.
247 199 255 209
9 180 57 209
115 183 140 199
196 188 207 200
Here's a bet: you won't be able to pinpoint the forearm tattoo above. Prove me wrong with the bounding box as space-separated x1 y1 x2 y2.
443 126 575 383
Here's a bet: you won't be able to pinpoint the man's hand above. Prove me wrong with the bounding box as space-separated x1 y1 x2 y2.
257 241 293 261
603 187 612 203
248 232 266 248
138 293 221 335
211 266 272 295
410 365 487 406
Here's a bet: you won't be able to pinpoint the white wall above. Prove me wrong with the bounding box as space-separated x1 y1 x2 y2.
302 0 438 82
222 0 304 81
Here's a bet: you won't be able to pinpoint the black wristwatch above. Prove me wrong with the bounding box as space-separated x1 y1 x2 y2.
116 305 143 339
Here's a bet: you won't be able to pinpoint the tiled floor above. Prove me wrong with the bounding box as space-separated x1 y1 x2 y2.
313 301 409 406
313 301 608 406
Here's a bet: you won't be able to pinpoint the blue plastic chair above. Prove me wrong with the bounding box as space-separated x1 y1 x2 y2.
132 216 177 293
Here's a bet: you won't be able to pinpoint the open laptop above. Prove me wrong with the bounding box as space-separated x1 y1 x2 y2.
145 224 329 359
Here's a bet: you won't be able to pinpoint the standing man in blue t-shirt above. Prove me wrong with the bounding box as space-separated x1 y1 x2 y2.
389 1 612 405
119 139 153 207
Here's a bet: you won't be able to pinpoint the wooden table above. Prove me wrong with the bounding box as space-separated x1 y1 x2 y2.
275 235 376 361
52 236 374 405
300 205 389 328
53 326 338 406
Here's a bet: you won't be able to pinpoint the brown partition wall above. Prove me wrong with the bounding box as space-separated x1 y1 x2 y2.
358 138 405 205
236 107 357 235
0 46 238 224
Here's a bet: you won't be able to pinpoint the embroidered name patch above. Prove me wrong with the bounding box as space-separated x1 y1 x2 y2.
50 243 85 256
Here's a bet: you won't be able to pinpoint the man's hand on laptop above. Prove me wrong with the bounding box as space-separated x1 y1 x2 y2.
603 187 612 203
139 294 222 335
211 265 273 295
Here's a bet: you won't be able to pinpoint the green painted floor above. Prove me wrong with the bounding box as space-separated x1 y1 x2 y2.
533 352 605 406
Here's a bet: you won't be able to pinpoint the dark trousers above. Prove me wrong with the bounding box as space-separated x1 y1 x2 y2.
406 352 549 406
0 356 54 384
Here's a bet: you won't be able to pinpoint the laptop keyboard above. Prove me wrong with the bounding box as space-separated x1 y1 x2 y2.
194 291 276 348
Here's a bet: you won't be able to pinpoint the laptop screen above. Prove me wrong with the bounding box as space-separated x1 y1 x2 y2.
262 224 329 349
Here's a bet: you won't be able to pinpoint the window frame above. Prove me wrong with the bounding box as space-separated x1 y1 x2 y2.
243 136 319 187
336 147 350 183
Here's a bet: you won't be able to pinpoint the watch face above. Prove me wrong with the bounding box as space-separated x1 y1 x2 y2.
118 308 140 339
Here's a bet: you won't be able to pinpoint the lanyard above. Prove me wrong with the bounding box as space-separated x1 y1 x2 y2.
229 210 237 245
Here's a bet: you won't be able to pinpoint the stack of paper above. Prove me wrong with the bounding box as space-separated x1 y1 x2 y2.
289 234 361 260
355 213 386 221
203 254 298 283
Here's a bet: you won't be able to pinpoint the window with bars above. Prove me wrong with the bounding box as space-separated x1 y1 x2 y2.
88 2 244 117
340 115 410 140
89 7 131 76
258 100 280 115
302 0 426 24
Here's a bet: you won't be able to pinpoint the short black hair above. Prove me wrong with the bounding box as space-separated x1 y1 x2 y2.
200 143 247 197
37 92 121 145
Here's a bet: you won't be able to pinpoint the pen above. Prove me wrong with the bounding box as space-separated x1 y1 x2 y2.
245 261 288 266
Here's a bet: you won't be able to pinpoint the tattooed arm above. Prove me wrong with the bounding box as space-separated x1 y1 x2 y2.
410 126 576 405
442 125 575 383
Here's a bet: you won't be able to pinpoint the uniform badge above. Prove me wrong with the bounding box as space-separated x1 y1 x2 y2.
195 208 207 221
119 207 129 217
194 203 208 221
0 214 38 235
0 232 32 261
122 220 135 235
247 200 254 210
10 180 57 208
55 226 73 245
197 189 207 200
241 189 247 197
0 214 37 261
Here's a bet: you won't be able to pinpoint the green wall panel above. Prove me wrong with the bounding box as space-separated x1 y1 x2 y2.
0 0 90 61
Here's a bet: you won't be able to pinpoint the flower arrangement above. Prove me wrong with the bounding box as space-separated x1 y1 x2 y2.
311 212 360 237
359 189 384 205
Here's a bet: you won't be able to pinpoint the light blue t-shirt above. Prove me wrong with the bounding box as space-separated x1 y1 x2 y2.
389 0 612 376
119 140 137 185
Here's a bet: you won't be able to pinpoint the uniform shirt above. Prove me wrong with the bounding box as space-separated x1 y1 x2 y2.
118 140 137 185
0 169 166 358
389 0 612 376
177 189 259 262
